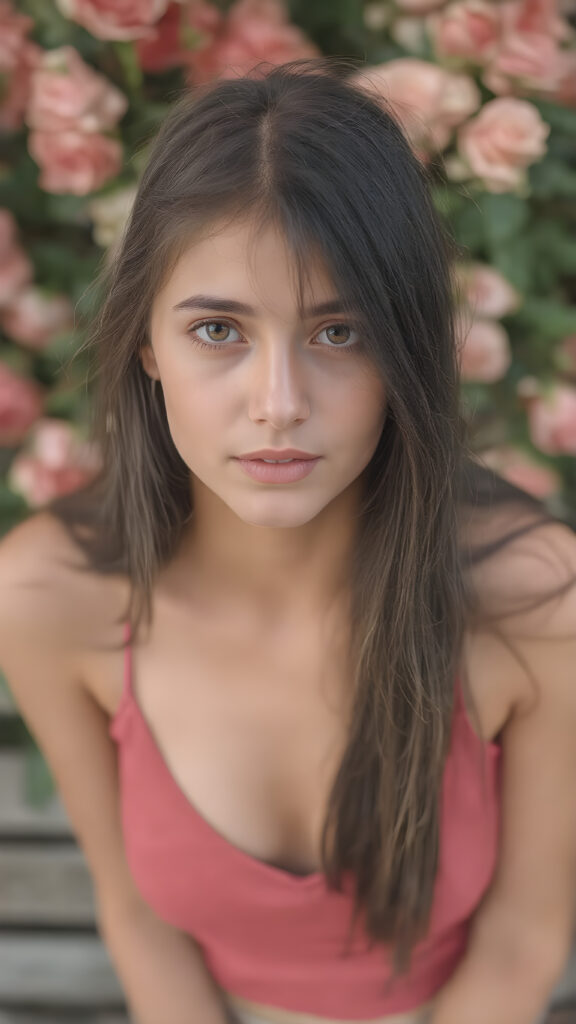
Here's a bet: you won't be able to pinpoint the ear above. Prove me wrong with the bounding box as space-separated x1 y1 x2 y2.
140 343 160 381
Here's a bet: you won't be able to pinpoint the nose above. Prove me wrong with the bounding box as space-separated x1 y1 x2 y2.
248 340 310 430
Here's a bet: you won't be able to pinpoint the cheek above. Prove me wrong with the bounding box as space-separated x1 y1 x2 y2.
335 376 387 439
162 379 234 462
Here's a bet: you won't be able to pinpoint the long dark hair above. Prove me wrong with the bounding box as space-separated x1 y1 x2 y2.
47 57 575 974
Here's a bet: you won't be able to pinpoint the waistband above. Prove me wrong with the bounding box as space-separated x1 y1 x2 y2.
223 991 434 1024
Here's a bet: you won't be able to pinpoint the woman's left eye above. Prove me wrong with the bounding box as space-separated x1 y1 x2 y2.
317 324 359 349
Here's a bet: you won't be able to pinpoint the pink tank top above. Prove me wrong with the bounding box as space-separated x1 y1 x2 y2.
109 621 501 1019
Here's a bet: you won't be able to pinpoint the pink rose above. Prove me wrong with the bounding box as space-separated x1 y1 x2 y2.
457 315 512 382
0 0 33 73
186 0 319 85
0 39 41 132
456 262 520 318
395 0 448 11
136 1 190 71
457 96 549 193
482 0 572 96
479 445 561 498
54 0 169 41
0 363 43 446
526 384 576 455
0 208 16 254
0 286 74 348
552 52 576 106
0 210 33 306
136 0 223 72
501 0 570 43
28 130 123 196
26 46 128 134
558 335 576 375
483 32 565 96
350 59 480 158
7 418 102 506
429 1 502 62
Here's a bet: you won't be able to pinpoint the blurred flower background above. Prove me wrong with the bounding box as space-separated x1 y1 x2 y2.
1 0 576 535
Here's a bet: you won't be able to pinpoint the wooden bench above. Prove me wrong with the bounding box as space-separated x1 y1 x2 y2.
0 681 128 1022
1 686 576 1022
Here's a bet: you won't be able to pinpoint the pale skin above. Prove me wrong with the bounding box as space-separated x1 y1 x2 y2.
0 214 575 1024
142 215 388 624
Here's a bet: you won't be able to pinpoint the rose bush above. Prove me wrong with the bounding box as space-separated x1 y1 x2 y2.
0 0 575 530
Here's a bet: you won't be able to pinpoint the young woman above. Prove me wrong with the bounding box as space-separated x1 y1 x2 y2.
1 58 575 1024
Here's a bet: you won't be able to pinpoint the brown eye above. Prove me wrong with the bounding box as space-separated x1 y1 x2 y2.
318 324 359 349
201 322 236 342
188 320 242 348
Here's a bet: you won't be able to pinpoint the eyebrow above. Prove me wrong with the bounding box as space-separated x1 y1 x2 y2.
171 294 351 318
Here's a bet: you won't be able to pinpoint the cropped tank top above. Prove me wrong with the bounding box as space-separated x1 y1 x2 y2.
109 621 502 1019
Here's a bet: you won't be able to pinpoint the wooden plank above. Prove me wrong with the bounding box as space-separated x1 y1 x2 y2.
0 934 124 1005
0 752 71 837
0 844 95 925
552 942 576 1006
0 1015 128 1024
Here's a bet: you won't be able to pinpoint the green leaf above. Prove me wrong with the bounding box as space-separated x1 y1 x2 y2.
530 221 576 278
113 41 143 95
514 298 576 341
431 185 464 219
451 197 486 253
530 158 576 199
490 237 534 294
478 193 530 247
0 666 12 700
0 480 28 525
24 743 56 807
533 100 576 137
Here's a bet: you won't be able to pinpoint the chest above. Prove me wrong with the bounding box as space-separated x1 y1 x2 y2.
91 611 515 878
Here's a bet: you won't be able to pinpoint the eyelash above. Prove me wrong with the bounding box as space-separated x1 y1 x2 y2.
185 318 361 352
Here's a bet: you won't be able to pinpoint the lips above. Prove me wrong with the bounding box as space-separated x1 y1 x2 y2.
237 449 320 460
236 455 320 483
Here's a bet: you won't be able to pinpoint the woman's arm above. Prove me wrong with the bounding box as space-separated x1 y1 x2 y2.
431 526 576 1024
0 514 232 1024
97 897 232 1024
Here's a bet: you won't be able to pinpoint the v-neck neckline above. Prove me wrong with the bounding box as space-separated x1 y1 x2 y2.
115 621 326 888
132 690 325 887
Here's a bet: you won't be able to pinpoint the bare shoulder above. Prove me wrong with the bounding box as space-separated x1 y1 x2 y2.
462 516 576 971
0 510 126 657
0 513 157 915
467 508 576 636
463 506 576 732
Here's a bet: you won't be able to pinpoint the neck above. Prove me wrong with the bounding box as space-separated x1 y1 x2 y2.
170 480 361 621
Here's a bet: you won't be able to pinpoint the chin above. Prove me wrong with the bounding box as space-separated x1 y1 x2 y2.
232 498 329 530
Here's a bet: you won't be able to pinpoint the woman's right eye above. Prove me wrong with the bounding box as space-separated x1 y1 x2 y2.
187 320 242 348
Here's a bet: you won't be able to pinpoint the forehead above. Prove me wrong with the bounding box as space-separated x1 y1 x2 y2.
154 215 337 316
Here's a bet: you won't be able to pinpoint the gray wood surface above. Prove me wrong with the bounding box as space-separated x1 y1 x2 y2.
553 943 576 1006
0 1015 128 1023
0 752 70 837
0 842 95 924
0 934 124 1005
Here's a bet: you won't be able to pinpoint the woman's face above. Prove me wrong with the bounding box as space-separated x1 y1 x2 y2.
144 216 388 529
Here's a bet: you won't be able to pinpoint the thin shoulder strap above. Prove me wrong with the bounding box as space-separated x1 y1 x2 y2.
109 621 135 735
122 620 133 698
116 614 134 712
